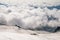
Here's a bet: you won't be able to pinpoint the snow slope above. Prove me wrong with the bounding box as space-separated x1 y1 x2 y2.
0 32 60 40
0 25 60 40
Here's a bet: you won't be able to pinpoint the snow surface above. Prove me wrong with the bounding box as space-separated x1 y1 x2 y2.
0 32 60 40
0 25 59 40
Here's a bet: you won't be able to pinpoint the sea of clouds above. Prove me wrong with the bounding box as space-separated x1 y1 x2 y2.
0 0 60 32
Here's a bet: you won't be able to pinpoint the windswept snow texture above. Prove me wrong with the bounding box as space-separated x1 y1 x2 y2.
0 0 60 32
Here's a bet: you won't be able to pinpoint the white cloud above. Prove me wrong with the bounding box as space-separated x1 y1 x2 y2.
0 0 60 32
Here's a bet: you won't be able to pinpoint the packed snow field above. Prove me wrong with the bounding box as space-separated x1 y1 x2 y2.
0 0 60 40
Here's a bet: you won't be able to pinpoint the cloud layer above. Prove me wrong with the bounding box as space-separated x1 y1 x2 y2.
0 0 60 32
